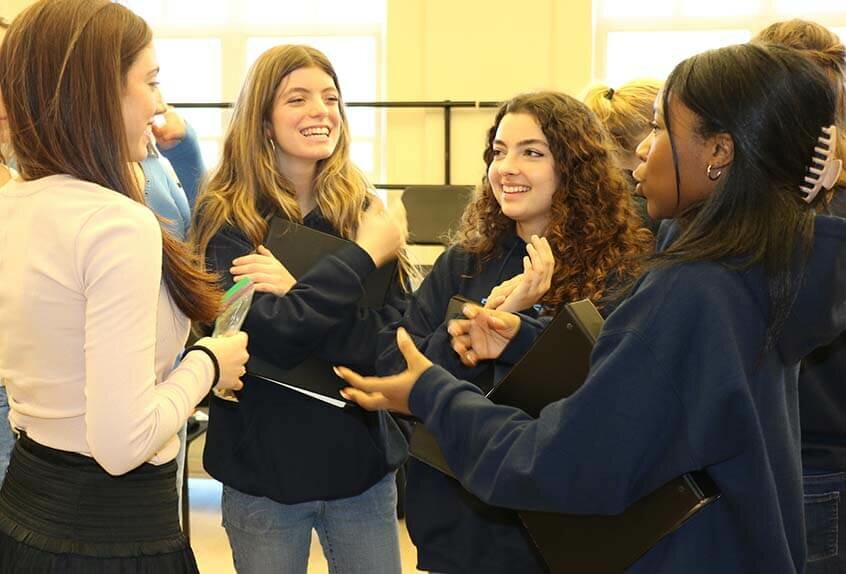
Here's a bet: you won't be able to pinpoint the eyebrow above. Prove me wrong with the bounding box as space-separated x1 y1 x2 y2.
145 67 160 78
493 138 550 147
282 86 339 97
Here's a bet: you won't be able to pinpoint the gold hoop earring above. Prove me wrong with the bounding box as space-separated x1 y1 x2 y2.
706 163 722 181
268 137 277 153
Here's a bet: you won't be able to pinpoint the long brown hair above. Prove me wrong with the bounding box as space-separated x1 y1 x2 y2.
0 0 220 322
755 19 846 191
0 15 10 166
192 44 415 284
454 92 653 311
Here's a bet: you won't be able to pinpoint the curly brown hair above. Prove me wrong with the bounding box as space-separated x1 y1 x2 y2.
453 91 653 311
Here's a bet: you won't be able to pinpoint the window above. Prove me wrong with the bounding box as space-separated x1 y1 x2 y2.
120 0 385 180
596 1 846 86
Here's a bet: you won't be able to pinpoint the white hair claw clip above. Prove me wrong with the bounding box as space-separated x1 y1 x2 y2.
800 125 842 204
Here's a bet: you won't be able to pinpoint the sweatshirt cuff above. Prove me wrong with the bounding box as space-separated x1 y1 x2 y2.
498 314 545 365
333 242 377 282
409 364 480 421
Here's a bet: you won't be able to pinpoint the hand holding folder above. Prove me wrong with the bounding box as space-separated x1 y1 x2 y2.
245 217 398 407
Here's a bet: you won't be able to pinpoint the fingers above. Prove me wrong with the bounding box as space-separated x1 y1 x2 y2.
447 319 471 337
333 366 388 394
256 245 278 260
338 387 390 411
484 294 506 309
396 327 429 370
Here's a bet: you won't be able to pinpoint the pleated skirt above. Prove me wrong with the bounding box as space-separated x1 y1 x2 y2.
0 434 198 573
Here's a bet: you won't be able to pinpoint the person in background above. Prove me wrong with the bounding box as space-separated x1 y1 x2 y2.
583 79 663 233
755 19 846 574
0 1 248 571
377 91 651 574
337 43 846 573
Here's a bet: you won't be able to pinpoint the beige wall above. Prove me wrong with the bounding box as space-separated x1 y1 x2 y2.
1 0 594 187
385 0 594 186
1 0 31 19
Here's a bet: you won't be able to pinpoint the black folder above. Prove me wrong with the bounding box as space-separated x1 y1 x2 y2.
244 217 398 407
409 297 720 572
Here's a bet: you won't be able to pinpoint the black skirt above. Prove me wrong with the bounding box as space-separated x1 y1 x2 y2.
0 434 198 573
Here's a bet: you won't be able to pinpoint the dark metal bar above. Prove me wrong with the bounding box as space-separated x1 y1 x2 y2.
172 100 500 109
170 100 502 186
444 101 451 184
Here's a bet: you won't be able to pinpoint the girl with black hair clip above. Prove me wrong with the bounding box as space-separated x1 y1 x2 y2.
337 42 846 573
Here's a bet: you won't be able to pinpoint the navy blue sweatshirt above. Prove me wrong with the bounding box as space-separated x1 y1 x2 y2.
202 208 408 504
407 215 846 573
377 233 548 574
800 192 846 471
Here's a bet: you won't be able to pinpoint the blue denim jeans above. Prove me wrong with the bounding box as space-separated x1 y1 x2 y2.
222 471 401 574
803 469 845 574
0 387 15 482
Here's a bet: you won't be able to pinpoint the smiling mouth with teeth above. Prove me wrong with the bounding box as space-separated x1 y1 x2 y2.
301 127 330 137
502 185 531 194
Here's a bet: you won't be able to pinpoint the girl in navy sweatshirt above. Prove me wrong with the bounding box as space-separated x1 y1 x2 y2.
339 43 846 573
755 19 846 574
377 91 651 574
191 45 412 574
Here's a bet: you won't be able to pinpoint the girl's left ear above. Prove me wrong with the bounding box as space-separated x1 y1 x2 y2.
709 132 734 170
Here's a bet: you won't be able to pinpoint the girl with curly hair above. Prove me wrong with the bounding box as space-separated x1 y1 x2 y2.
376 91 652 574
344 43 846 573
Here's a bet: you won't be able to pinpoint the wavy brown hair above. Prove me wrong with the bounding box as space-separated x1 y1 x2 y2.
454 92 653 311
0 0 220 322
191 44 415 284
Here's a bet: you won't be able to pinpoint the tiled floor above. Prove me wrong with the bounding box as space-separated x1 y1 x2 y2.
186 433 424 574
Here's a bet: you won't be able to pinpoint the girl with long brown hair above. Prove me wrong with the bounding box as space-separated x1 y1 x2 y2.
374 91 652 574
191 44 410 573
0 1 248 571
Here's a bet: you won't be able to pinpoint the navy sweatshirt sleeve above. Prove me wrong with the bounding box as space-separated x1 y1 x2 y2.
313 271 409 372
408 327 689 515
375 247 489 381
405 264 761 515
205 224 383 368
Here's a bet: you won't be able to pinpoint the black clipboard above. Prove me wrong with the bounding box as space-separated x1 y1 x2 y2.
409 297 721 572
244 217 398 407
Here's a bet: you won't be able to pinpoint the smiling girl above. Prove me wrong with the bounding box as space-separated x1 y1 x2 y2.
0 1 248 571
339 43 846 573
375 91 651 574
191 45 411 574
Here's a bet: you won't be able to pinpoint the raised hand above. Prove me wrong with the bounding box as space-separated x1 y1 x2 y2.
230 245 297 296
335 328 431 415
354 197 408 268
490 235 554 313
448 304 521 367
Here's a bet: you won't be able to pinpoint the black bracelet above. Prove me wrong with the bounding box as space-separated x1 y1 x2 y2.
183 345 220 388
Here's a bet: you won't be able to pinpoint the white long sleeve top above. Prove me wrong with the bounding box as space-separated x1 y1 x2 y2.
0 175 213 475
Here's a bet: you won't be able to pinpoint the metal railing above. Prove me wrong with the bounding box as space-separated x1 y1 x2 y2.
172 99 501 188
